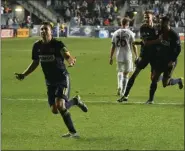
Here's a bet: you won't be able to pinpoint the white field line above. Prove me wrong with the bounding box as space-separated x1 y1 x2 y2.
2 98 184 105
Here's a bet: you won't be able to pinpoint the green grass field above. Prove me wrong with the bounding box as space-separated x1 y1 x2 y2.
1 37 184 150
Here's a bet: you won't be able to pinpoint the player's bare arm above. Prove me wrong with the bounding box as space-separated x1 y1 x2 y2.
15 60 39 80
132 43 138 59
61 47 76 67
109 42 116 65
133 41 143 45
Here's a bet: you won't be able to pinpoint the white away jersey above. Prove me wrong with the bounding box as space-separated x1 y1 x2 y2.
112 28 135 62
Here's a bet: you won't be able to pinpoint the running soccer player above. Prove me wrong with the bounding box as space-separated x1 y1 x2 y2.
15 22 88 138
145 16 183 104
117 11 160 102
110 17 138 96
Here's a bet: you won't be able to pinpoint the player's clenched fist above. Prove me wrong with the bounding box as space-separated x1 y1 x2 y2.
109 58 113 65
14 73 25 80
67 56 76 67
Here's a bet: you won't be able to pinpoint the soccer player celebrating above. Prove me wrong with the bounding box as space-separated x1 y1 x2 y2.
109 17 138 96
145 16 183 104
117 11 159 102
15 22 88 138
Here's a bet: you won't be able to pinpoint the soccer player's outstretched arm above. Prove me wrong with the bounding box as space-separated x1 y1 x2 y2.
15 60 39 80
15 43 40 80
109 42 116 65
132 44 138 60
130 32 138 60
59 41 76 67
63 49 76 67
109 31 116 65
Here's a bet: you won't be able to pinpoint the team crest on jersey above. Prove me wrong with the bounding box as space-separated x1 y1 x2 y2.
39 55 55 62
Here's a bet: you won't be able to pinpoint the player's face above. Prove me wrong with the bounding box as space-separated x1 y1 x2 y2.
145 14 153 24
40 25 52 39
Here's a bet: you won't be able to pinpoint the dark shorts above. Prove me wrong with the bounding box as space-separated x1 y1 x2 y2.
137 46 153 69
153 60 177 79
136 57 150 69
46 74 70 106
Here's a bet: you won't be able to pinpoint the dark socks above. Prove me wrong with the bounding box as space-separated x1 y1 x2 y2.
149 82 157 101
65 99 77 109
62 95 77 110
124 76 136 97
60 109 76 133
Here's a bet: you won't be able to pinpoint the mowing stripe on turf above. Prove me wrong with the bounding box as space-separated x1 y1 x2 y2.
2 98 184 105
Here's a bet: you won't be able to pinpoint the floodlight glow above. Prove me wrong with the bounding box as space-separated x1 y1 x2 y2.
15 8 23 12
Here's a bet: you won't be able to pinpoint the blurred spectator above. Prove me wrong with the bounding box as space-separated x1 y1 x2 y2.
106 1 113 14
65 7 71 22
13 16 18 24
1 5 4 14
174 15 180 27
46 0 51 7
5 6 11 13
104 18 110 26
7 17 13 27
180 11 185 26
26 16 31 24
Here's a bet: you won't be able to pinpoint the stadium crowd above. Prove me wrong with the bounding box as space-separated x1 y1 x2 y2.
43 0 185 27
1 0 185 28
140 0 185 27
44 0 124 26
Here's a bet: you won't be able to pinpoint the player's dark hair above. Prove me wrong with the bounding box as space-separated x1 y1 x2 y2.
161 16 170 22
41 21 53 29
121 17 130 26
144 10 154 15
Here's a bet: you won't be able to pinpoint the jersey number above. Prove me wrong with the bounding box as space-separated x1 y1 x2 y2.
116 36 127 47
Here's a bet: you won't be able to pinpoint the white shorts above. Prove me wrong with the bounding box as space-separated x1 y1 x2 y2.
117 60 134 73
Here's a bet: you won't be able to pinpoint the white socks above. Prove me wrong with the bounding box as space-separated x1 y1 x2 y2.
117 72 123 90
122 76 129 96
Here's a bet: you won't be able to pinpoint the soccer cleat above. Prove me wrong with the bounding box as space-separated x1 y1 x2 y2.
178 78 184 89
62 132 80 138
145 100 154 104
117 96 128 103
73 95 88 112
117 88 121 96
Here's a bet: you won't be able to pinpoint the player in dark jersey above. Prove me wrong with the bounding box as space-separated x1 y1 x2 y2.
144 16 183 104
15 22 88 138
117 11 161 102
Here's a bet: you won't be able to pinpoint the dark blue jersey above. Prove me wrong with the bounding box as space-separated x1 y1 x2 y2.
32 38 68 85
140 24 159 41
139 24 159 58
156 29 181 62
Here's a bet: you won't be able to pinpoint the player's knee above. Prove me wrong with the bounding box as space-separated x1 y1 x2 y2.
51 105 58 114
151 76 158 83
55 98 66 111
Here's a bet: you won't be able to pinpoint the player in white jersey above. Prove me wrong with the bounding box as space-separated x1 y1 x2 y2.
109 17 138 96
